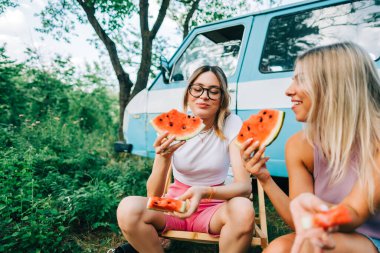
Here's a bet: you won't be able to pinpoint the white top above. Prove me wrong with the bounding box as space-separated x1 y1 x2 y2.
172 114 243 186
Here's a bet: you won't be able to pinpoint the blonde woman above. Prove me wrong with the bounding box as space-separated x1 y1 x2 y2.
241 42 380 253
117 66 254 253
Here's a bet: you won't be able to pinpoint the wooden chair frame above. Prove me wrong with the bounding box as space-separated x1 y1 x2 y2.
160 166 268 249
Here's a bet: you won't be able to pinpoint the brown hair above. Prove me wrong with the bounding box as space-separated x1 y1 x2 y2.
183 65 231 140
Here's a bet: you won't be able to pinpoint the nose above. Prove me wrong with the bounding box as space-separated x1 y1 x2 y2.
285 80 295 97
199 89 209 100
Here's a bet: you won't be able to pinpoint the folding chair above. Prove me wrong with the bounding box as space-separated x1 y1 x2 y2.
160 166 268 250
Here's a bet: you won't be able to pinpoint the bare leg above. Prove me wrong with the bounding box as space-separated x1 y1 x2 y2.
209 197 255 253
117 196 167 253
264 233 295 253
264 232 378 253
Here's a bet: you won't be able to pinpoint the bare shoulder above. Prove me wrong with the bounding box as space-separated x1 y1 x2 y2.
285 131 313 154
285 131 314 173
375 149 380 208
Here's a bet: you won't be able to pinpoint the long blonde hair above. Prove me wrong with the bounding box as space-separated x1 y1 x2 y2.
183 65 231 140
296 42 380 212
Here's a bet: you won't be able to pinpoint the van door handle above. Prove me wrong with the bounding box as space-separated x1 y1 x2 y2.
228 88 236 93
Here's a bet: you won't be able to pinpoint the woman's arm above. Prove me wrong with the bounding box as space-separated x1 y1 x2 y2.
146 133 185 197
290 149 380 253
242 131 314 229
285 131 315 228
339 150 380 231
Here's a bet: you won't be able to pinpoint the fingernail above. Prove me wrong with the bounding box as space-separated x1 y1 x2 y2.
320 204 329 211
254 141 260 145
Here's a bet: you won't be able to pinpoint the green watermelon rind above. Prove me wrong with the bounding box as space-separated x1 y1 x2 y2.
235 110 285 148
260 111 285 148
150 118 205 141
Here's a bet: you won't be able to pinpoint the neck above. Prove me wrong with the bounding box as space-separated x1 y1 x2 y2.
202 117 215 130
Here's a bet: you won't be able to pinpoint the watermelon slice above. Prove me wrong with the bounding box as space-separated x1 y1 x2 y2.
150 109 205 141
301 205 352 230
235 109 285 148
146 196 187 213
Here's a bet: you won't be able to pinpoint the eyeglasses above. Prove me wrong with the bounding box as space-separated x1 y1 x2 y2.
188 84 222 100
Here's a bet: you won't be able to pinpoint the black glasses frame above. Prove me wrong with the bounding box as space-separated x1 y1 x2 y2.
188 84 223 101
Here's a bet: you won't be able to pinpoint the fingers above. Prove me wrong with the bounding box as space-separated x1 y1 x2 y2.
154 132 185 155
291 233 306 253
297 228 335 252
292 193 328 213
241 139 260 161
170 140 186 152
153 131 170 147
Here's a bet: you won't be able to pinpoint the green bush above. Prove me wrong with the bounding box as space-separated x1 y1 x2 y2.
0 48 152 252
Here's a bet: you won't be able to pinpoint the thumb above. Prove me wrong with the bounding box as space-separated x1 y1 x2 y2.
177 190 192 201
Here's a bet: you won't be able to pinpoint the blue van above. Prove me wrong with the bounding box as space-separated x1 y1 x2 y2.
123 0 380 177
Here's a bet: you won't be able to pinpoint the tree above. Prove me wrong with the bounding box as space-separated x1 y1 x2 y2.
169 0 282 39
0 0 19 15
38 0 169 140
37 0 283 141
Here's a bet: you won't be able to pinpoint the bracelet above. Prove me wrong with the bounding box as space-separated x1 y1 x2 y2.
207 187 216 201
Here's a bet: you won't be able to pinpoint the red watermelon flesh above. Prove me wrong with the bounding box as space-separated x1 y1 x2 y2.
150 109 205 141
147 196 187 213
236 109 285 148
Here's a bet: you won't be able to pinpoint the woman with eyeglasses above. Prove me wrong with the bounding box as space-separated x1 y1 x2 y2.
116 65 254 253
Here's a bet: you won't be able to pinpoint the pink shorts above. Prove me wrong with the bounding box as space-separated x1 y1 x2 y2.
161 179 225 235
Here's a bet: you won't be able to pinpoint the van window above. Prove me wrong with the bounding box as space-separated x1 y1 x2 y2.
171 25 244 82
260 0 380 73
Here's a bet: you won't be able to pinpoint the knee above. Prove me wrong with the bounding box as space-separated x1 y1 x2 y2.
117 196 145 232
264 235 293 253
227 197 255 233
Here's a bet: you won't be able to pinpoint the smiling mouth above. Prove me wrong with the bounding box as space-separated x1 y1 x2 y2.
292 101 302 106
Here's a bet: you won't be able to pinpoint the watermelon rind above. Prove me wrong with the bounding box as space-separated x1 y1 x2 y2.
150 112 205 141
261 110 285 148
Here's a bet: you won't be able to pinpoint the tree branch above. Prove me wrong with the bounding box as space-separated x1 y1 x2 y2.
150 0 170 40
139 0 150 37
183 0 200 39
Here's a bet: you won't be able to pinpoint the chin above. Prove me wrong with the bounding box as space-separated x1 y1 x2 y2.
295 115 307 123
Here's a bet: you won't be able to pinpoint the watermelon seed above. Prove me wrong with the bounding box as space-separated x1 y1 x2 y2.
182 125 186 129
169 122 173 127
269 115 272 118
259 117 263 122
240 134 244 137
247 126 250 131
263 111 267 115
159 118 163 121
187 115 191 118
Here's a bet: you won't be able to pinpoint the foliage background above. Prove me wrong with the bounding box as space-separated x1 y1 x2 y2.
0 46 290 252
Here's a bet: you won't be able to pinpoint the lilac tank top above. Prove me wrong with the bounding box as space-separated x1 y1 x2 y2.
314 148 380 239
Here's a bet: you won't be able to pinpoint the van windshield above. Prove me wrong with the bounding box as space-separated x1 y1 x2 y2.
171 25 244 82
260 0 380 73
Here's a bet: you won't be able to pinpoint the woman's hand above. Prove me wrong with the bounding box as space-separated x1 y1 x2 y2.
154 131 185 158
240 138 270 183
173 186 208 218
290 193 336 253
